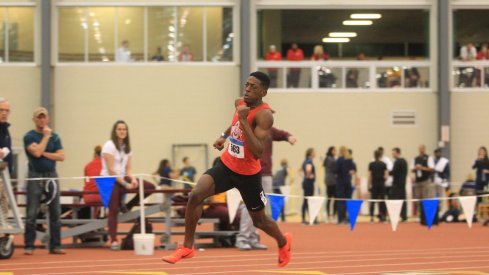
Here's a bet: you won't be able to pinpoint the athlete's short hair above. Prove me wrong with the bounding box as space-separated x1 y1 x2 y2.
249 71 270 90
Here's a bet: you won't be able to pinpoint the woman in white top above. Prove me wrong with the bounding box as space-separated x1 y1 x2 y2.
102 120 154 250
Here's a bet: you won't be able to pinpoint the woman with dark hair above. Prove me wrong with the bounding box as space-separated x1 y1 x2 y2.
155 159 180 187
83 145 103 204
472 146 489 201
301 148 316 224
101 120 155 250
336 146 357 224
323 146 337 221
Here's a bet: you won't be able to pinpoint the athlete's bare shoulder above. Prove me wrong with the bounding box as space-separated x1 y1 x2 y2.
255 108 274 128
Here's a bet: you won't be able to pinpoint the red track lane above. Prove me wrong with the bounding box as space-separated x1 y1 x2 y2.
1 222 488 275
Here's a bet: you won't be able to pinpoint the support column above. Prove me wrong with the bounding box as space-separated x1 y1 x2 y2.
240 0 251 93
438 0 450 159
41 0 52 114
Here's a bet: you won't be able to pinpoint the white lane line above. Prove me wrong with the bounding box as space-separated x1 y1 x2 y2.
24 256 489 275
3 246 489 267
333 265 489 274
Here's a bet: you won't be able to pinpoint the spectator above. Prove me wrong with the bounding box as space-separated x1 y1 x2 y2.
477 43 489 60
115 40 132 62
390 147 408 222
0 98 12 227
322 146 337 221
377 147 393 198
178 45 194 62
346 53 365 88
404 57 421 88
460 173 476 196
101 120 155 250
265 45 282 88
412 144 436 226
310 45 329 60
336 146 356 224
151 46 165 61
23 107 66 255
180 156 197 189
368 150 388 222
460 42 477 61
272 159 290 222
301 148 316 224
83 145 102 204
433 148 450 213
236 126 296 250
155 159 180 187
472 146 489 202
286 43 304 88
440 193 461 223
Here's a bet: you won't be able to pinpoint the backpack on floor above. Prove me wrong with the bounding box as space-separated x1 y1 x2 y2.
121 221 153 250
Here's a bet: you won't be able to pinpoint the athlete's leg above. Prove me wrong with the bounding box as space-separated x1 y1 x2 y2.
248 209 286 247
183 174 216 248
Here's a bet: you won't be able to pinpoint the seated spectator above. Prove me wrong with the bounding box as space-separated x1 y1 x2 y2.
151 47 165 61
178 45 194 62
440 193 461 223
477 43 489 60
404 67 420 88
310 45 329 61
346 53 366 88
83 145 102 204
155 159 180 187
460 173 476 196
460 42 477 61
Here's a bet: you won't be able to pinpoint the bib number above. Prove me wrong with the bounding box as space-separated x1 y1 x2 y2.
228 138 244 159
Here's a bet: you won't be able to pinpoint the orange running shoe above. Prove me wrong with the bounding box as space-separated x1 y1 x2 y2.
278 232 293 267
161 245 195 264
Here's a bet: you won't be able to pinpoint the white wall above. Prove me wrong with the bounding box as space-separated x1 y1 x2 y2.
54 65 239 188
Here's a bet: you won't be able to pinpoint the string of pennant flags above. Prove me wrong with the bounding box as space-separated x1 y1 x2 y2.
23 173 488 233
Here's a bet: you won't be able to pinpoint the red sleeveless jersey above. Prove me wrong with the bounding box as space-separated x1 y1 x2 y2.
220 99 271 175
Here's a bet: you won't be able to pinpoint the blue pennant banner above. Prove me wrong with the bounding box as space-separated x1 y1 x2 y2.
346 200 363 231
94 177 116 208
422 199 439 229
268 194 285 221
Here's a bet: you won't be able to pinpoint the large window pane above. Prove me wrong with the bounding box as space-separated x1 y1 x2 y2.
206 7 233 62
257 9 430 60
88 7 115 62
148 7 175 62
7 7 34 62
0 8 5 62
59 7 86 62
453 10 489 60
287 68 311 88
177 7 203 62
117 7 143 62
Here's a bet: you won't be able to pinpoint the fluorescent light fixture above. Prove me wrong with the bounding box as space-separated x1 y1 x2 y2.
322 37 350 43
351 13 382 19
328 32 357 38
343 20 373 26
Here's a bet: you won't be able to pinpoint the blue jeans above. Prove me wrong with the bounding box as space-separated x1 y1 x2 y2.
24 171 61 250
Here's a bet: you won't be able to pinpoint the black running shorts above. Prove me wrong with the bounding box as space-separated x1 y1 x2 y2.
204 158 267 211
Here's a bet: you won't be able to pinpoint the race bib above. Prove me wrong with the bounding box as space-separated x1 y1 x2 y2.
228 137 244 159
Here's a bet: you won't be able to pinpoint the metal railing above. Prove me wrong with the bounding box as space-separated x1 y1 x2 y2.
256 60 432 92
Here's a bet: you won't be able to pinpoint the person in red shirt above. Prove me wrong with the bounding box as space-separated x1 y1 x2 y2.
477 43 489 60
162 71 292 267
286 43 304 88
265 45 282 88
83 145 102 204
310 45 329 61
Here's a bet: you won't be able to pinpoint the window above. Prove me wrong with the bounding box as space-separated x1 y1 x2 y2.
57 5 235 63
0 6 35 63
452 9 489 89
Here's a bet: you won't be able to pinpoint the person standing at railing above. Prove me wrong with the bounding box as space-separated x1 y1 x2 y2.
346 52 365 88
459 42 478 87
476 43 489 87
472 146 489 204
286 43 304 88
336 146 356 224
23 107 65 255
101 120 155 250
265 45 282 88
115 40 132 63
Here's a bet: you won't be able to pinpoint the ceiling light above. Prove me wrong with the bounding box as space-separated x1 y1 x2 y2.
351 13 382 19
328 32 357 37
343 20 373 26
322 37 350 43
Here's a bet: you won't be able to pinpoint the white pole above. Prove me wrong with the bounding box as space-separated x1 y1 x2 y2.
138 176 145 234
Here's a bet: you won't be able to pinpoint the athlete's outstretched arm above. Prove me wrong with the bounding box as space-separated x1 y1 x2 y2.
237 106 273 158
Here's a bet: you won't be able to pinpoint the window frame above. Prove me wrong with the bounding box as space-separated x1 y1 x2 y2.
0 2 37 66
251 0 437 93
54 1 238 65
